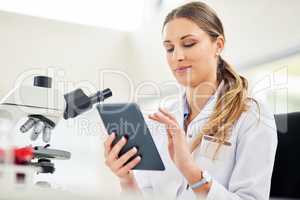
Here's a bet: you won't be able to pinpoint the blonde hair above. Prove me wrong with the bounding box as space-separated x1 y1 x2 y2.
163 2 259 157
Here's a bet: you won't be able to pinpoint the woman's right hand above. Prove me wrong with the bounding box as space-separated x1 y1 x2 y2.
104 132 141 183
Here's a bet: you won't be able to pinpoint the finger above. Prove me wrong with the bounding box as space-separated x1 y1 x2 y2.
116 156 141 177
154 112 179 129
151 112 171 124
167 136 174 154
149 113 167 124
115 147 138 169
104 132 115 149
108 136 127 161
150 113 179 138
150 112 176 126
148 113 161 121
104 132 115 158
167 130 173 144
159 107 177 122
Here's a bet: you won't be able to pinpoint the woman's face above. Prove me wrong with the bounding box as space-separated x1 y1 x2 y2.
163 18 222 88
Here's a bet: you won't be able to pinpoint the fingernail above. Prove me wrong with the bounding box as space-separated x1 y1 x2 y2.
133 147 137 152
122 137 126 141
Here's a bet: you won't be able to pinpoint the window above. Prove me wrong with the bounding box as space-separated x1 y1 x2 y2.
0 0 145 31
241 53 300 114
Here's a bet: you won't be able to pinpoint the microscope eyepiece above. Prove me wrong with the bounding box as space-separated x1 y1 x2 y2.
90 88 113 104
63 88 112 119
102 88 113 100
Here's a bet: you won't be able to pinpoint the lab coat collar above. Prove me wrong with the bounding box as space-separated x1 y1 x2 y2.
181 81 224 125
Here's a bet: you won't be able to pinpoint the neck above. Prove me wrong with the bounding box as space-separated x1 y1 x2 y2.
186 80 219 117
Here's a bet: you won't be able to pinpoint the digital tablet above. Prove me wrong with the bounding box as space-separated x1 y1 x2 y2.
97 103 165 171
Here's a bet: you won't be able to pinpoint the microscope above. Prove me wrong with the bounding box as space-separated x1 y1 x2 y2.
0 76 112 184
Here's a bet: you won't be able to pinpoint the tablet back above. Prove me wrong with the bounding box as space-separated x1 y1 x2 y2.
97 103 165 171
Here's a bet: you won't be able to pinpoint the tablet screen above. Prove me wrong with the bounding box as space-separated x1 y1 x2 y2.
97 103 165 171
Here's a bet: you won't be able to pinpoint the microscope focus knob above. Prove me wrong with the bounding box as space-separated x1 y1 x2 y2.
34 76 52 88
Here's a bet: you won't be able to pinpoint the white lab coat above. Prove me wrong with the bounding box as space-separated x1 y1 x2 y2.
133 82 278 200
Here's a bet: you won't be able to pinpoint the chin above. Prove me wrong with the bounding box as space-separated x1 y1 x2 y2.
176 76 210 88
176 78 197 88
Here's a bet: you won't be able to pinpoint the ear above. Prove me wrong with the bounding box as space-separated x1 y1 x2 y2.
215 35 225 56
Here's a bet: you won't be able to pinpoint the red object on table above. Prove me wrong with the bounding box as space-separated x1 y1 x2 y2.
0 147 33 164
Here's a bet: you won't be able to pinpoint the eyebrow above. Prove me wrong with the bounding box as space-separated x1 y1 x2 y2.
163 34 196 43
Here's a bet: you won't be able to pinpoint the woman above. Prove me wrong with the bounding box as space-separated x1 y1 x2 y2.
103 2 277 199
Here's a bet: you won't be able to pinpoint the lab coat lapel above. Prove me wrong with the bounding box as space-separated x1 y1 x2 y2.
166 98 185 130
186 81 224 126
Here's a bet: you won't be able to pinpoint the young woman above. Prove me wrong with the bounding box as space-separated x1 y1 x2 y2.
103 2 277 199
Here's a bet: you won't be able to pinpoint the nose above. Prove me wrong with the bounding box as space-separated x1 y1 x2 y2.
172 47 185 62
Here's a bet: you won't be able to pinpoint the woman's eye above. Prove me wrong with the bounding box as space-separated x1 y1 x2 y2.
166 48 174 53
183 43 195 47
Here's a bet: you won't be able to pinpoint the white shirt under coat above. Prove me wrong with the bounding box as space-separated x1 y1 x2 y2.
133 82 278 200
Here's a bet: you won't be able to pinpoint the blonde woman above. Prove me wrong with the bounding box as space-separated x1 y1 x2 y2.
103 2 277 199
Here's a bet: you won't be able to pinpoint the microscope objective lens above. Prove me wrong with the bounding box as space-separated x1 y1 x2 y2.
20 118 36 133
30 121 44 141
43 126 51 143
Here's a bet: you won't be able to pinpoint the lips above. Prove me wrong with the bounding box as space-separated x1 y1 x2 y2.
174 65 192 73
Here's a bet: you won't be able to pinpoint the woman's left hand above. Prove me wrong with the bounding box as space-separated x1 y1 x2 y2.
148 107 194 173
